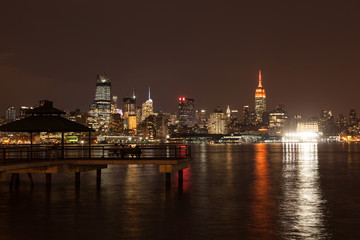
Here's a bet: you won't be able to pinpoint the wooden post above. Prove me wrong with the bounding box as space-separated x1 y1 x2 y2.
14 173 20 188
96 169 101 186
61 132 65 159
75 172 80 188
88 131 91 159
165 173 171 188
178 170 183 193
2 149 6 165
28 173 34 187
30 132 33 159
178 170 183 184
46 173 51 188
10 173 16 188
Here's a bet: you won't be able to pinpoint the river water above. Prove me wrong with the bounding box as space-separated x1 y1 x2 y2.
1 143 360 239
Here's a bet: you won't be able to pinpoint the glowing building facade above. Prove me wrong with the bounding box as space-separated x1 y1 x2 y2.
269 104 288 134
297 121 319 133
208 107 227 134
123 93 137 134
141 87 153 121
255 70 266 124
88 74 111 132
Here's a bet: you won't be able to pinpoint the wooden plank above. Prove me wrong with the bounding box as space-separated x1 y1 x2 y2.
159 161 188 173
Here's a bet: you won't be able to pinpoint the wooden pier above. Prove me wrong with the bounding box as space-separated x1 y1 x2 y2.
0 144 191 188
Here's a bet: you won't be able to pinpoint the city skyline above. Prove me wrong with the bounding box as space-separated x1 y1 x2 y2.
1 1 360 117
1 72 360 120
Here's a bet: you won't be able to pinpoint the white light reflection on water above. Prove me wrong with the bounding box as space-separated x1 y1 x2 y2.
280 143 329 239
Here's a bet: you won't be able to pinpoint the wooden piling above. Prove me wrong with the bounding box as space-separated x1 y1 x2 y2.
178 170 183 184
96 169 101 186
75 172 80 188
46 173 51 188
28 173 34 186
14 173 20 188
165 173 171 188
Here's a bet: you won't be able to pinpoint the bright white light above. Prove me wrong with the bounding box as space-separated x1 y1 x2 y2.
282 132 320 143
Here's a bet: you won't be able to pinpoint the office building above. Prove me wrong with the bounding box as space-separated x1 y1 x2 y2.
208 107 227 134
243 105 251 126
6 107 16 123
88 74 111 132
123 91 137 134
178 97 195 128
269 104 288 134
141 87 153 121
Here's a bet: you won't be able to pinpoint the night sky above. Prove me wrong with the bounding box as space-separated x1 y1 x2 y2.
1 1 359 117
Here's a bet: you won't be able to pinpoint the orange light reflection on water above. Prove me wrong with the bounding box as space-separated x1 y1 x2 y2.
248 143 276 239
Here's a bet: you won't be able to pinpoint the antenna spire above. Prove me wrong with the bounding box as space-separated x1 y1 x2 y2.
148 86 151 100
258 69 263 88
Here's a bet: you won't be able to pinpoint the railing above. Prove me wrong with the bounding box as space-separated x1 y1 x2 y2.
0 144 191 165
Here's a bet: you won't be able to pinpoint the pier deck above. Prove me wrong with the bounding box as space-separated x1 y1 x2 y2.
0 145 191 186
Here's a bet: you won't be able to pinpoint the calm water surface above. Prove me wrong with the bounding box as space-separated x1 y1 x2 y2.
1 143 360 239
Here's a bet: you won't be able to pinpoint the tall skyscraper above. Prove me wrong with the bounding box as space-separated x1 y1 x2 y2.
226 105 231 118
123 97 136 117
349 109 357 126
88 74 111 132
123 91 137 134
141 87 154 121
6 107 16 123
19 106 33 119
269 104 288 134
255 70 267 124
111 96 118 114
178 97 195 128
242 105 251 126
208 106 227 134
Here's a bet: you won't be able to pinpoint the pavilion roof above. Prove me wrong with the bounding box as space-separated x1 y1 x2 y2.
0 116 94 133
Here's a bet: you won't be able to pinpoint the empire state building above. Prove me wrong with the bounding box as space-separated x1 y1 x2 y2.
255 70 266 123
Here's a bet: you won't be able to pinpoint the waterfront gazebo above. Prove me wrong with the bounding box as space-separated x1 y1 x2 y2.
0 100 95 158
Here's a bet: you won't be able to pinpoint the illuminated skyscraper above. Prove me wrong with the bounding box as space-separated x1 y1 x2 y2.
111 96 118 114
6 107 16 123
123 91 137 134
255 70 267 124
226 105 231 118
178 97 195 128
349 109 357 126
19 106 33 119
243 105 251 126
208 107 227 134
269 104 288 134
88 74 111 132
123 97 136 117
141 87 153 121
